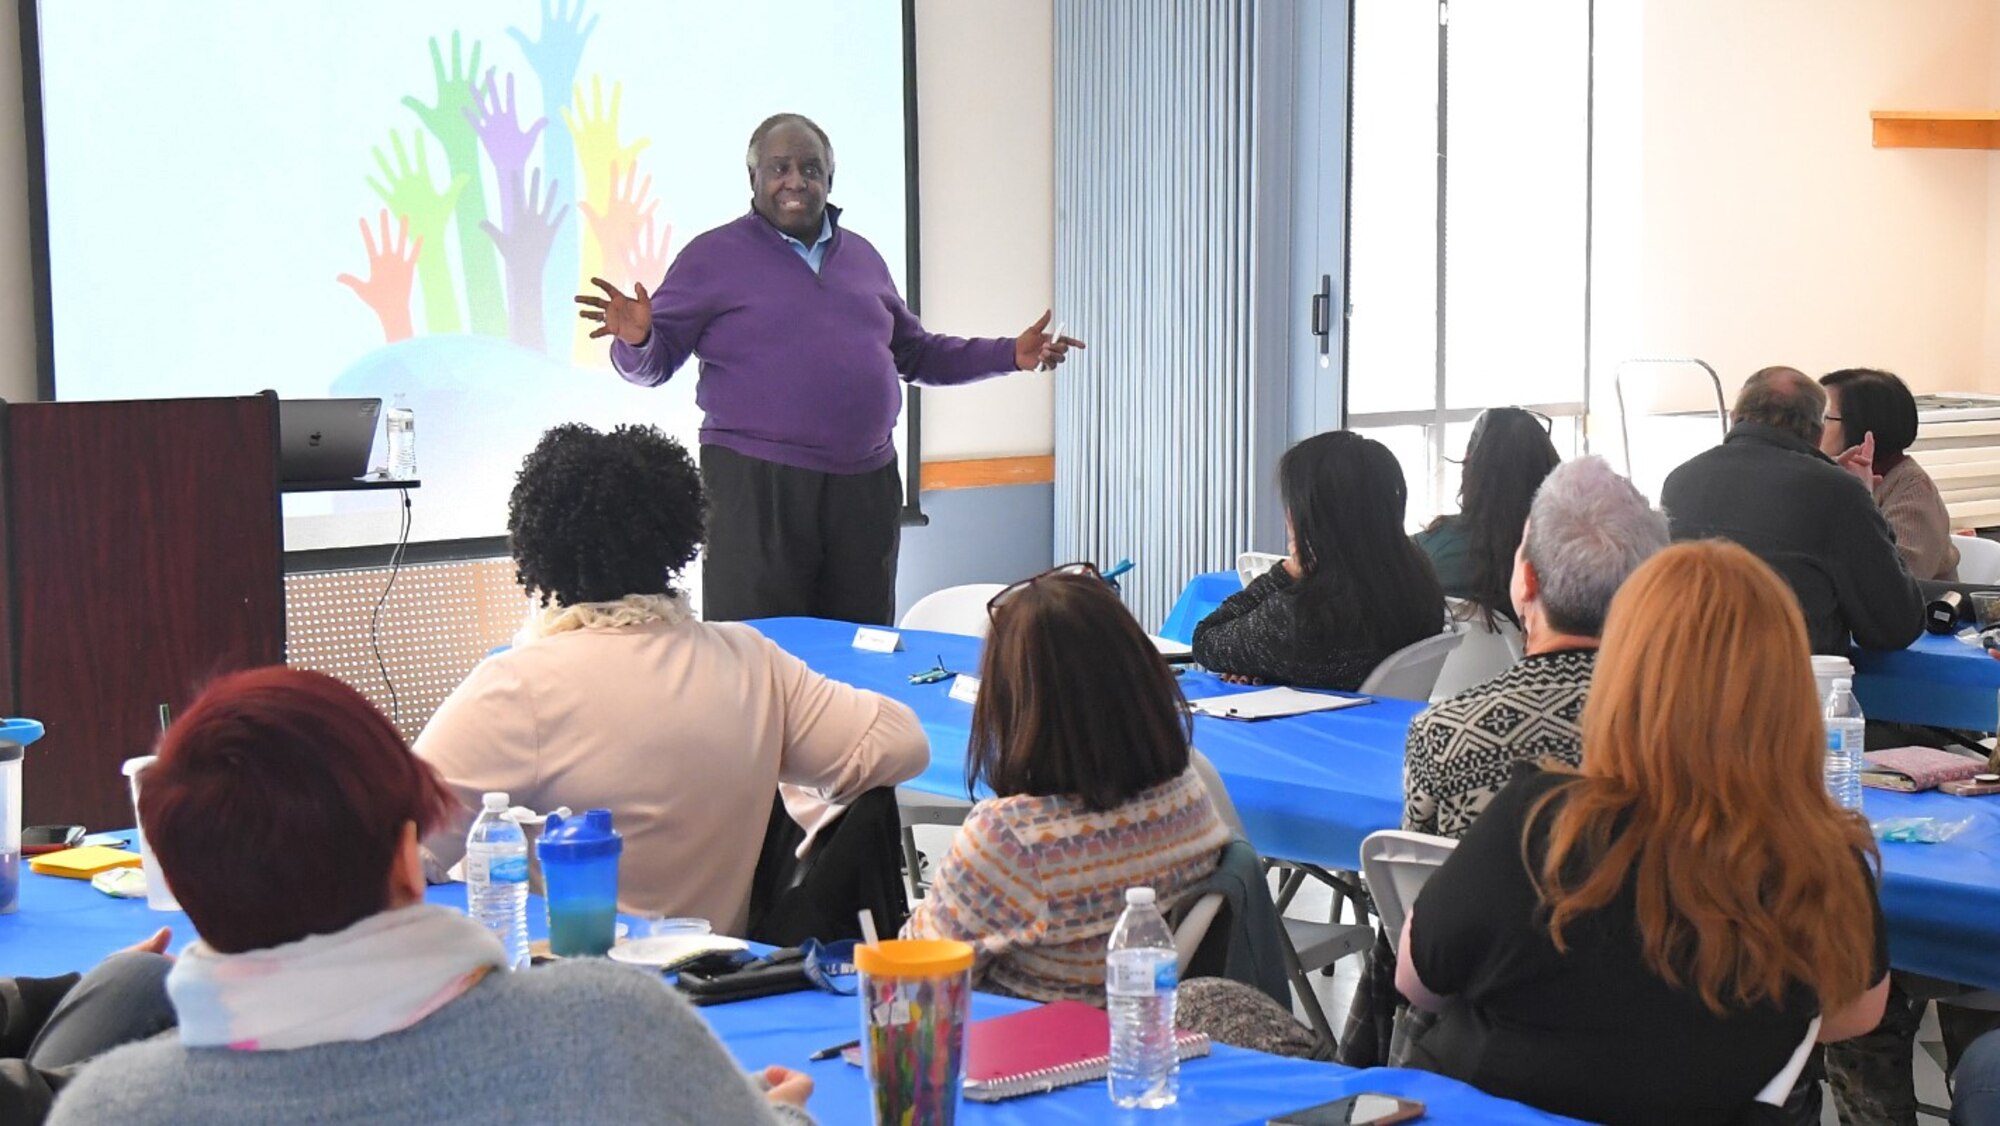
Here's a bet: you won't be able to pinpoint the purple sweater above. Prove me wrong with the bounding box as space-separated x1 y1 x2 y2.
610 207 1019 474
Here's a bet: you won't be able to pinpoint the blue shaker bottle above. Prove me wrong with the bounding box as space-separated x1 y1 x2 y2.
537 809 622 956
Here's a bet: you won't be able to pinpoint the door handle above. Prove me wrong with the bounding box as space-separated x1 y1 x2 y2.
1310 273 1332 356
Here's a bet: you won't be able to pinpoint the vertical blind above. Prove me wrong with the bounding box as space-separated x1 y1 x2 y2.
1054 0 1269 630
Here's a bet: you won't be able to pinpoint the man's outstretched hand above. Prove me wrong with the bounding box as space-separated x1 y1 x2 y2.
574 277 652 346
1015 309 1085 372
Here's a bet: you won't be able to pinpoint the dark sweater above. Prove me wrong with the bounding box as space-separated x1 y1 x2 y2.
1660 422 1923 655
1191 568 1426 691
610 206 1018 474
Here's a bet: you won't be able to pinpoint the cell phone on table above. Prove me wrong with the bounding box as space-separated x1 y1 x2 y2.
1941 772 2000 797
21 825 84 854
1269 1093 1426 1125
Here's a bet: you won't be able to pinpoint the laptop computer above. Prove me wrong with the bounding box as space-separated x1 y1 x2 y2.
278 398 382 484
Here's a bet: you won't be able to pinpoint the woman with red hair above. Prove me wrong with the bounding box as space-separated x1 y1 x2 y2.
49 666 813 1125
1396 541 1890 1125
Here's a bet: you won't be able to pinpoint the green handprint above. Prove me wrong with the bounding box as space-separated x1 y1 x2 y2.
402 31 506 338
368 129 469 335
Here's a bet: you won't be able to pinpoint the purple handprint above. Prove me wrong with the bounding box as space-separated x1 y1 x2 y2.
466 68 548 225
481 169 570 353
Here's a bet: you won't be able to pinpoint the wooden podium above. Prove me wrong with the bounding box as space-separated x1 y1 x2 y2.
0 394 285 828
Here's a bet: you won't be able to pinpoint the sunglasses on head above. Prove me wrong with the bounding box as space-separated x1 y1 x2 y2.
986 561 1103 619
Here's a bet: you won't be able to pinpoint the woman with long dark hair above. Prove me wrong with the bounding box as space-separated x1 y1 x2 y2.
1396 542 1889 1124
903 565 1230 1003
1192 431 1445 689
1415 408 1562 626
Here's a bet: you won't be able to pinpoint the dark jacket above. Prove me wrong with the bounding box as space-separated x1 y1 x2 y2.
1170 839 1291 1008
1660 421 1924 655
1191 569 1392 690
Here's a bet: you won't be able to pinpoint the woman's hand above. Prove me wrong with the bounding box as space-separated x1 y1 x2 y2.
760 1065 812 1110
1216 672 1263 686
116 927 173 960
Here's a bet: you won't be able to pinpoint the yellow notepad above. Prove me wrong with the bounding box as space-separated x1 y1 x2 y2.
29 845 144 879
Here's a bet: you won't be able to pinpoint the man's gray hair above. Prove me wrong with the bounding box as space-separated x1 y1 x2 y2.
1730 365 1825 446
1524 456 1669 638
745 112 836 174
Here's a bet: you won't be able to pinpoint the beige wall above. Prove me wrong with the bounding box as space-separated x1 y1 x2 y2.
911 0 1056 462
1598 0 1998 402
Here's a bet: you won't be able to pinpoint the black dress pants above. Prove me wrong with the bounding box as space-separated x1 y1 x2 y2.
700 444 902 626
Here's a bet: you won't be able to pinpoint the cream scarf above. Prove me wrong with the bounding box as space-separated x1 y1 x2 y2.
168 904 507 1051
514 592 690 645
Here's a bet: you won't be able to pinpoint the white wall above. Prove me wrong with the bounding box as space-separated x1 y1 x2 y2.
911 0 1056 462
1594 0 1998 406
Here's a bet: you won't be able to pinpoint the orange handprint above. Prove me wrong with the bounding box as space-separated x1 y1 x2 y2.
336 210 421 343
578 161 657 290
625 213 674 290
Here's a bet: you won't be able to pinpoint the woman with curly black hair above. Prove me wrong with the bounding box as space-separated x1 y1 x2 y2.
414 424 929 936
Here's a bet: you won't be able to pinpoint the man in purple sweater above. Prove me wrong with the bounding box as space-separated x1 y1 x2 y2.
576 113 1078 624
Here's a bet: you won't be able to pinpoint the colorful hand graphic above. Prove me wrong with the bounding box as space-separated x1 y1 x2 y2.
563 76 650 221
368 129 468 334
626 213 674 290
578 161 657 290
481 169 570 353
402 31 505 337
336 210 421 343
507 0 599 113
467 68 548 223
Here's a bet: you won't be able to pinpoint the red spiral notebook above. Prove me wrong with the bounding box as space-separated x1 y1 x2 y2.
845 999 1211 1102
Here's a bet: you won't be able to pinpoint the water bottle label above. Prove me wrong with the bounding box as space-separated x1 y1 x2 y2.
1107 951 1176 996
488 855 529 884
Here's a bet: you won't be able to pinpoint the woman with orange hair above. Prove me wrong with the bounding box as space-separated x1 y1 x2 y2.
1394 540 1889 1125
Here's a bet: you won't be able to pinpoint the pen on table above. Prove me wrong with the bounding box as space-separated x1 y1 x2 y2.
808 1038 860 1062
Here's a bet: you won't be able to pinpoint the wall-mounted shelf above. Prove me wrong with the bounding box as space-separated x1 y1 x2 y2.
1872 111 2000 150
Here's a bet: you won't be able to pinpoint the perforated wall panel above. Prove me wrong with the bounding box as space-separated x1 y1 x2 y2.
285 559 530 742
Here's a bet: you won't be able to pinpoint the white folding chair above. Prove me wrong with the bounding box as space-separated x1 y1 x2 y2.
1358 829 1459 948
897 583 1007 637
892 584 1005 898
1429 599 1524 701
1952 534 2000 584
1358 623 1467 702
1237 552 1285 587
1191 749 1371 1054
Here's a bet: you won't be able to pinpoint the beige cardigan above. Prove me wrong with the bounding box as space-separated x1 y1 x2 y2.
1876 457 1959 582
415 615 928 936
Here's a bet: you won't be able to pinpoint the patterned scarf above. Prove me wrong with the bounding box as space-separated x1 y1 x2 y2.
168 904 506 1051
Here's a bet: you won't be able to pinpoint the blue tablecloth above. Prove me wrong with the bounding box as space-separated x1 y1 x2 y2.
0 861 1580 1125
1165 569 2000 736
750 617 1425 872
1851 631 2000 731
765 615 2000 993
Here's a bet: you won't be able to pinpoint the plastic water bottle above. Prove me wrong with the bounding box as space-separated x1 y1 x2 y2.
1106 886 1179 1108
386 394 416 480
465 792 529 970
1824 678 1866 811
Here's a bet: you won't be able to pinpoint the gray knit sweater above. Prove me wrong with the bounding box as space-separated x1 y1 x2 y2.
46 959 812 1125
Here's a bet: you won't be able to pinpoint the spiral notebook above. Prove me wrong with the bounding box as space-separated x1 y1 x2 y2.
845 999 1210 1102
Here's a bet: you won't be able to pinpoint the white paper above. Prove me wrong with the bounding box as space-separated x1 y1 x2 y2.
1186 687 1372 720
1148 634 1194 661
948 674 981 704
852 627 903 653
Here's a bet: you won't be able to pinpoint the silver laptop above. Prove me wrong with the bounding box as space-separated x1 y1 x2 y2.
278 398 382 483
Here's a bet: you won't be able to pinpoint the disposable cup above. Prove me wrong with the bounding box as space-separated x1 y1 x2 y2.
120 756 179 912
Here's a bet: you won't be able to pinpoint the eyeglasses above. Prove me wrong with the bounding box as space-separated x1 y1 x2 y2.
986 562 1102 619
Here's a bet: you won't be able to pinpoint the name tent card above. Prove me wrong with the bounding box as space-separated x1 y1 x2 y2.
852 627 903 653
948 675 981 705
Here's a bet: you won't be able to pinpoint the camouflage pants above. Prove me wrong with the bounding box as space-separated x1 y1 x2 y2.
1824 975 2000 1125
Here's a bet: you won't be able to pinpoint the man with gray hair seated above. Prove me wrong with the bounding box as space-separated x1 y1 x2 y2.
1403 456 1668 838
